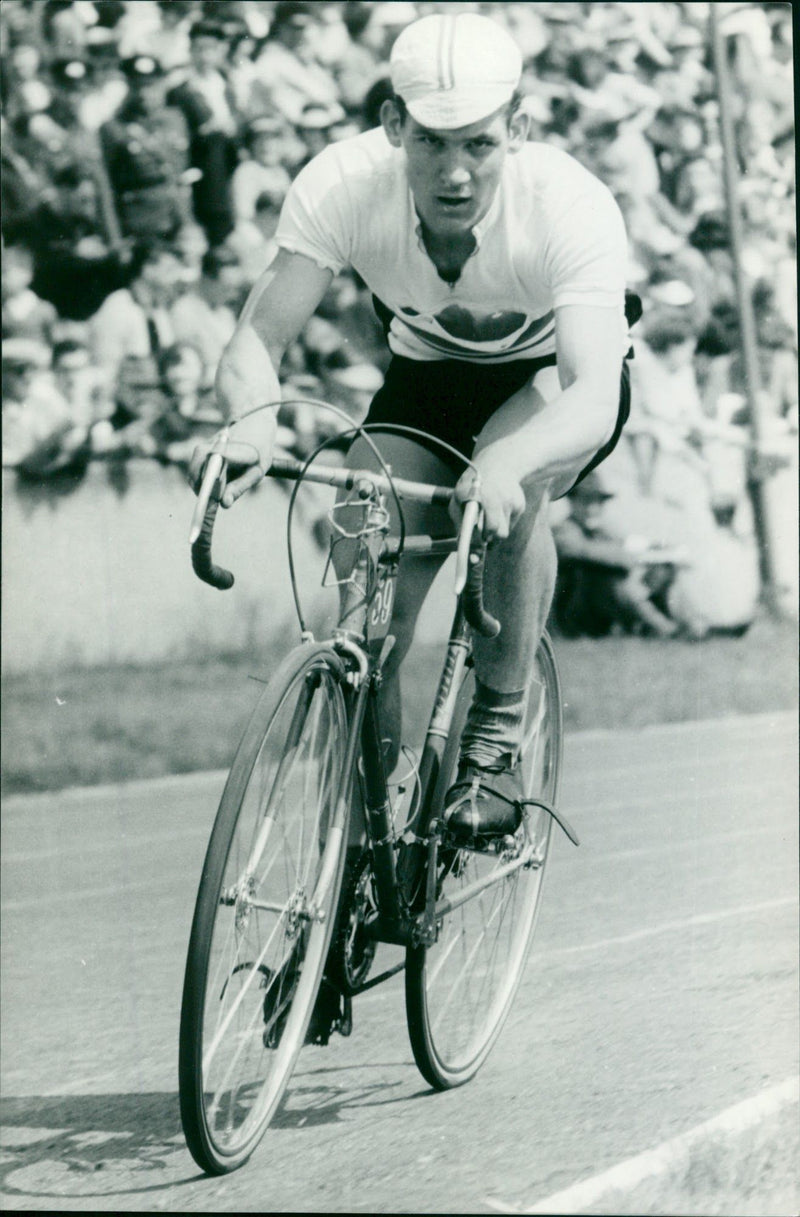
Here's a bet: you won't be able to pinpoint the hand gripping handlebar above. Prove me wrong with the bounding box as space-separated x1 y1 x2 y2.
188 455 500 637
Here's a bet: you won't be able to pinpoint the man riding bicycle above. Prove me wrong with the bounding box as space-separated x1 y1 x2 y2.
191 12 631 845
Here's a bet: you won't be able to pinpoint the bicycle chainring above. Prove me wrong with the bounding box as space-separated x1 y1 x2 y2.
330 849 378 995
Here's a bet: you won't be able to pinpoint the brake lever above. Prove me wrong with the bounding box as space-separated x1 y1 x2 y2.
454 493 484 596
189 449 227 546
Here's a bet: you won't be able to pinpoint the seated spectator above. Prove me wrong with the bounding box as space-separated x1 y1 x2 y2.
27 163 135 320
552 472 683 638
228 190 283 284
292 99 347 166
91 352 165 459
334 1 386 115
172 244 246 387
51 337 111 429
173 219 210 289
100 54 193 241
231 115 292 225
1 243 58 344
148 341 223 465
2 338 80 475
627 313 706 495
253 0 341 126
89 238 185 394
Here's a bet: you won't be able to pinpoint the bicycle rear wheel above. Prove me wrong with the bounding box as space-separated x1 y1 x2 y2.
179 645 350 1174
405 633 563 1089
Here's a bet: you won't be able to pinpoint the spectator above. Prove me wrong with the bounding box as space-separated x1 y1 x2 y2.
2 243 59 344
148 341 223 465
173 219 210 288
553 472 682 638
231 115 292 226
228 190 283 284
100 54 193 241
292 98 347 165
27 163 134 320
172 244 246 387
166 18 241 247
252 0 341 126
88 238 185 395
627 313 706 495
51 337 110 429
2 338 75 474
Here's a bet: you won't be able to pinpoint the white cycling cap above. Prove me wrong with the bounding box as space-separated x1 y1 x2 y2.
390 12 522 130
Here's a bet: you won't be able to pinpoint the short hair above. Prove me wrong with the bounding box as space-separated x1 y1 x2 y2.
52 338 89 364
201 245 240 278
644 315 694 353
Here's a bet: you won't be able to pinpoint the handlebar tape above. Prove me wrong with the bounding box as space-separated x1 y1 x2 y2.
462 544 501 638
191 496 235 591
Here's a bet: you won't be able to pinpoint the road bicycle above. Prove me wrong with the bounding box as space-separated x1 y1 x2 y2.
178 413 577 1175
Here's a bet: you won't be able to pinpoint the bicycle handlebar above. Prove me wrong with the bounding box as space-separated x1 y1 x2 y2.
188 453 500 636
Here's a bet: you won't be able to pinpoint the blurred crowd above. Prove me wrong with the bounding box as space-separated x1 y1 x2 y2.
2 0 796 636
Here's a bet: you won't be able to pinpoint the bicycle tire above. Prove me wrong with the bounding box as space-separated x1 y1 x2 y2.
405 632 563 1090
179 644 350 1174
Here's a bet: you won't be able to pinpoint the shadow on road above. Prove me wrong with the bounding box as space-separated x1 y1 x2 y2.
0 1068 434 1199
0 1092 202 1199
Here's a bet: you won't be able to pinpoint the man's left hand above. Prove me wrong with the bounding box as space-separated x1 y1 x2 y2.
453 456 526 541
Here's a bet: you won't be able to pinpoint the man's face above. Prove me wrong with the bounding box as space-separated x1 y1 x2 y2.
191 36 227 73
133 77 166 111
63 179 98 221
381 102 527 239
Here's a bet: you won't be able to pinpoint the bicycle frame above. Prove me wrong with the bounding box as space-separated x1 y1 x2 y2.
191 452 544 974
292 467 545 965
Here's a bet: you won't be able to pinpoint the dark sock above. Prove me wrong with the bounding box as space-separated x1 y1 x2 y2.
460 679 527 769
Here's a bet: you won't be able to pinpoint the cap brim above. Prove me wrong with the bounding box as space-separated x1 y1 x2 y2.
405 85 517 130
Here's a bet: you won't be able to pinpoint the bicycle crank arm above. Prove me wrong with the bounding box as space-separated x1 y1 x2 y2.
430 841 538 923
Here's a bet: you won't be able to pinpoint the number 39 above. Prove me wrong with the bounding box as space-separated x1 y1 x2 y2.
369 579 394 628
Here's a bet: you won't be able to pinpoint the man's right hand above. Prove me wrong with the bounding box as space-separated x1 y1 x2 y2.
188 409 278 508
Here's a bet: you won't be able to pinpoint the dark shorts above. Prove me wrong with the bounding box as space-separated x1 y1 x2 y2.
363 353 631 490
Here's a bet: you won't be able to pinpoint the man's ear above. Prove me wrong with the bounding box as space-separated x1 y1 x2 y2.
508 108 530 153
380 97 404 148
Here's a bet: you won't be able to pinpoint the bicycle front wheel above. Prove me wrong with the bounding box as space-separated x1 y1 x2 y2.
405 633 563 1089
179 645 350 1174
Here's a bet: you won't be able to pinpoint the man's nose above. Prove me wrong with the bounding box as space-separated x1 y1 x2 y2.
439 154 471 188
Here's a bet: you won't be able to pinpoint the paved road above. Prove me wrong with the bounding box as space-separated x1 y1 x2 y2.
1 713 797 1213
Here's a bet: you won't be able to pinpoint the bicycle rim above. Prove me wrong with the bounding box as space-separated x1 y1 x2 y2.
406 633 563 1089
179 646 349 1173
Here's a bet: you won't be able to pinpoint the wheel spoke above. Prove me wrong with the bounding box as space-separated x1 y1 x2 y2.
180 651 349 1173
406 636 562 1088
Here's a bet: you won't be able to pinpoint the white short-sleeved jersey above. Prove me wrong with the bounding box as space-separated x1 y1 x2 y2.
275 127 629 365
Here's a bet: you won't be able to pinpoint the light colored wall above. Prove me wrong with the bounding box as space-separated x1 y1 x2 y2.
1 463 341 675
2 463 456 677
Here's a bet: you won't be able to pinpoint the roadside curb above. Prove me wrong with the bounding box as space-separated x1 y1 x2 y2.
487 1076 800 1215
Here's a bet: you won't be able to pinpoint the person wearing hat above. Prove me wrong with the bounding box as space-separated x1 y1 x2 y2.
99 54 192 241
166 20 241 247
192 12 633 841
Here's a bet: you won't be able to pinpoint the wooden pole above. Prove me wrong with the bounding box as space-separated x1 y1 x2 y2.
708 2 782 613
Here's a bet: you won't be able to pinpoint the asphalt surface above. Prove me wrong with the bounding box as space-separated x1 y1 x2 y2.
1 712 798 1213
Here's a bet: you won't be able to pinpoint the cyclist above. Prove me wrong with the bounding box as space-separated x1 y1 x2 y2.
190 12 632 844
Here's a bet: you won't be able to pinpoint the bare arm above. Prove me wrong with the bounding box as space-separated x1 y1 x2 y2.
193 249 333 505
460 303 623 536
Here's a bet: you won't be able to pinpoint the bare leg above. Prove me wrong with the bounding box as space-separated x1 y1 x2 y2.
331 434 455 773
470 366 582 693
